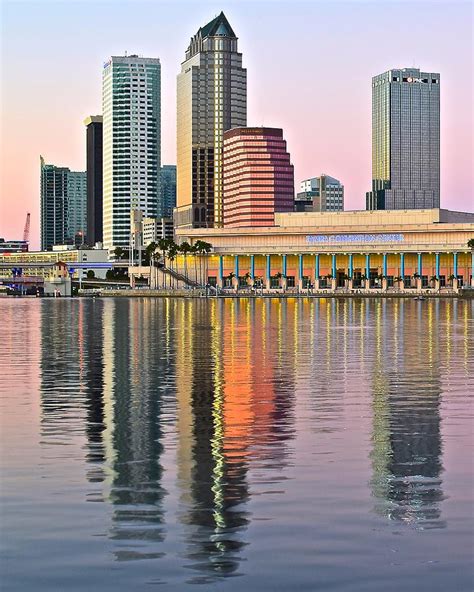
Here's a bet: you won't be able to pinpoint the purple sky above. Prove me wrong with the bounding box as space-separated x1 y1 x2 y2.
1 0 472 249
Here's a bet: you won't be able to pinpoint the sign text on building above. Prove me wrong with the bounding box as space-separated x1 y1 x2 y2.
306 233 405 244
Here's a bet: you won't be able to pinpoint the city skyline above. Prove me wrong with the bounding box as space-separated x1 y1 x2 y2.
1 0 472 248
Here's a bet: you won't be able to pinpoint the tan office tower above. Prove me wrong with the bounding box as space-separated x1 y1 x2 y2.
176 12 247 229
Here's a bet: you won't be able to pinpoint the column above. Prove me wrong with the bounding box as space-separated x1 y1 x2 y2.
266 255 271 290
348 253 353 277
434 252 440 291
399 252 405 290
298 254 304 291
365 253 370 288
453 252 458 292
218 255 224 288
471 251 474 287
234 255 239 290
282 254 288 290
314 254 320 290
416 252 423 291
250 255 255 281
348 254 354 291
331 253 337 291
382 253 388 291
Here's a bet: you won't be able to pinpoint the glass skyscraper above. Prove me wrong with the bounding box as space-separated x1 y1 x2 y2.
176 12 247 229
160 165 177 218
84 115 103 246
102 55 161 250
366 68 440 211
40 156 86 250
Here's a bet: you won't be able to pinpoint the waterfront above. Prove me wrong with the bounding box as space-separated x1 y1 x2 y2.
1 297 473 591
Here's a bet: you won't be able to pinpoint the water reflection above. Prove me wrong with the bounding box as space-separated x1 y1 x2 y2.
103 299 169 561
175 299 295 583
370 299 445 529
35 297 474 586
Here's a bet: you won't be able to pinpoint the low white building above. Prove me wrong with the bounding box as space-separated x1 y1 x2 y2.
143 217 174 246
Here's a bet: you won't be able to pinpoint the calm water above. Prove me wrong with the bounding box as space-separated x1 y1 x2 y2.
1 297 473 591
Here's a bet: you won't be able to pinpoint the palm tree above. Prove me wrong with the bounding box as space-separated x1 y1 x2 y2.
243 271 251 287
179 241 191 280
227 271 235 289
448 273 456 287
168 241 179 288
200 241 212 285
467 238 474 249
157 238 167 287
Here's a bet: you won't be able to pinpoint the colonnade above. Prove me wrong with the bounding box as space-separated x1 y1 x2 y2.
212 251 474 292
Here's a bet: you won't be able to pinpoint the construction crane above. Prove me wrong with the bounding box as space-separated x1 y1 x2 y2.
23 213 30 244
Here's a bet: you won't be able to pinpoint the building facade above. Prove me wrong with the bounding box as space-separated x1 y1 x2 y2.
366 68 440 211
176 209 474 290
40 157 86 250
0 247 110 280
296 175 344 212
67 171 87 245
161 165 177 218
84 115 103 246
222 127 294 227
176 12 247 229
142 217 174 246
102 55 161 251
0 239 28 254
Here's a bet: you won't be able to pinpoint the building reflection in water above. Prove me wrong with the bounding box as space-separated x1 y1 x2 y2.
370 299 445 529
175 298 295 584
103 298 169 561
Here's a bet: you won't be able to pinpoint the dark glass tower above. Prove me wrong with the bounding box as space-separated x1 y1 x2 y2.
366 68 440 210
84 116 103 245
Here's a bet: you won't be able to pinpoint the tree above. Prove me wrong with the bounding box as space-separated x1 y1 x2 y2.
157 238 169 287
467 238 474 249
114 246 126 261
86 270 95 279
448 273 456 286
167 241 179 288
179 241 192 280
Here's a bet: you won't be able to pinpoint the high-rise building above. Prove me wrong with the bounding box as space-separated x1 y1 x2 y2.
295 175 344 212
40 156 86 250
84 115 103 246
176 12 247 229
161 165 176 218
67 171 87 245
102 55 161 251
222 127 294 227
366 68 440 210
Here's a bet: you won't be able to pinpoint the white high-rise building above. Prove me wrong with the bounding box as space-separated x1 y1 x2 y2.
102 55 161 251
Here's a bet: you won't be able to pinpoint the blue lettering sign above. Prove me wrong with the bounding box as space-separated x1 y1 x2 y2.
306 234 404 244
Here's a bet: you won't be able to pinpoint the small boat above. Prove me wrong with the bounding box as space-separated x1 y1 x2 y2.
414 296 426 301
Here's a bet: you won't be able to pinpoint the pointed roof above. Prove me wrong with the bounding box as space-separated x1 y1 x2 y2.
200 11 236 38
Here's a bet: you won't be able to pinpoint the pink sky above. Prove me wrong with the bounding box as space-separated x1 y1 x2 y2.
1 1 472 249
